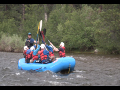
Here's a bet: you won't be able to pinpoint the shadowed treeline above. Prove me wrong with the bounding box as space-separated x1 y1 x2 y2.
0 4 120 54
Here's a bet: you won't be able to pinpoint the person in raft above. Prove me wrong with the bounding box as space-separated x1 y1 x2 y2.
29 44 41 63
25 44 39 63
38 44 52 64
46 44 55 62
25 49 32 63
50 42 66 58
25 32 39 49
23 46 29 58
42 40 55 62
23 44 36 58
44 43 55 62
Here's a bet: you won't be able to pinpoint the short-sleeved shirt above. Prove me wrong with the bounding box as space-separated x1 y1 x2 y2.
26 38 34 43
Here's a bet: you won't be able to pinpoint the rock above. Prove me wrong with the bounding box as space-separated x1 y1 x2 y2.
94 49 99 53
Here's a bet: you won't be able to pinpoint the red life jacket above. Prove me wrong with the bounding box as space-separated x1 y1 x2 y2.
24 50 27 56
49 50 54 57
32 53 38 61
59 47 66 57
38 50 48 61
26 51 33 60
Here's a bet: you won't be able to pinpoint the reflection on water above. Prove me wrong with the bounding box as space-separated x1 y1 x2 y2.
0 52 120 86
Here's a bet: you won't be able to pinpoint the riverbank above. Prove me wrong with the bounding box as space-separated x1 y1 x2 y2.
0 33 119 54
66 49 120 55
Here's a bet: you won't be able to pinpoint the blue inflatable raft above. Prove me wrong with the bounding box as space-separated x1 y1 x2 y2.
18 57 76 73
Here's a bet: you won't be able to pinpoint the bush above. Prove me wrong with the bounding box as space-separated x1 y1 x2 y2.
0 32 25 52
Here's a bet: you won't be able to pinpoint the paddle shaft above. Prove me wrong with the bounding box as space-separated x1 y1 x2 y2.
42 29 53 47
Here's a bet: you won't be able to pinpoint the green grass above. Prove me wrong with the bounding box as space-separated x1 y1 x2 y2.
66 49 94 54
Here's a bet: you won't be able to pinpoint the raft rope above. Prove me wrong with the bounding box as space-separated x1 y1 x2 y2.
68 64 71 74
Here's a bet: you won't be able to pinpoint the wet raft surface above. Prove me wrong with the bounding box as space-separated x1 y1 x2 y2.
0 52 120 86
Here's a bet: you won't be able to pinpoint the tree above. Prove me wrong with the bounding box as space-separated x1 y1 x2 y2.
93 4 120 53
62 4 97 51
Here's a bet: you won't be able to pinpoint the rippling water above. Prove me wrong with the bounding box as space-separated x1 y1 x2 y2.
0 51 120 86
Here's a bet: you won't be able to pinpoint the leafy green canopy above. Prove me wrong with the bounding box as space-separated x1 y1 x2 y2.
0 4 120 53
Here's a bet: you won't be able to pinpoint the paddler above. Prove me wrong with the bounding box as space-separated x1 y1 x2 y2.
25 49 32 63
29 44 41 63
23 46 29 58
42 40 55 62
50 42 66 58
46 44 55 62
38 44 52 64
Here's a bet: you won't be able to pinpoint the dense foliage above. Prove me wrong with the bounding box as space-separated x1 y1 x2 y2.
0 4 120 54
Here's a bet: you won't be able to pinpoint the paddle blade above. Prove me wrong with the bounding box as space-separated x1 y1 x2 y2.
40 20 42 32
39 30 42 38
43 28 46 36
41 31 45 42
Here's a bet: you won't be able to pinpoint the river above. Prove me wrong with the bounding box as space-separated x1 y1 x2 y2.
0 51 120 86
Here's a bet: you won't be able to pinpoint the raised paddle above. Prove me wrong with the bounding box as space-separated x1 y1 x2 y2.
43 28 53 47
39 20 47 50
35 21 40 49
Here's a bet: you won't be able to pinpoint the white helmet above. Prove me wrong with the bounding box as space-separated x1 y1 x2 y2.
30 46 35 51
60 42 64 47
24 46 28 50
40 44 45 49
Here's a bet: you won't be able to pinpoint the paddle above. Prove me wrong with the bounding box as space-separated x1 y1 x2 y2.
39 20 43 42
39 28 55 50
39 20 47 50
43 28 52 45
40 31 45 42
40 28 50 43
35 21 40 49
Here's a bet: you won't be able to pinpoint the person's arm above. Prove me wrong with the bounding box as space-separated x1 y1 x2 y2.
30 38 39 44
43 49 49 55
34 44 36 49
38 50 43 55
33 44 40 55
34 40 39 44
49 42 59 51
46 44 53 53
23 50 24 53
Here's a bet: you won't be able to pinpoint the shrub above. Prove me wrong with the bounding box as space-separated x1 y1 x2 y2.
0 32 25 52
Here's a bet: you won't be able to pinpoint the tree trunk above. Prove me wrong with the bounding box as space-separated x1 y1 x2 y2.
44 4 47 24
19 4 25 32
5 4 7 11
99 5 102 13
22 4 25 21
45 12 47 23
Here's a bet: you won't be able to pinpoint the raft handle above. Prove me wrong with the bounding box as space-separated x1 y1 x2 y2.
68 64 71 74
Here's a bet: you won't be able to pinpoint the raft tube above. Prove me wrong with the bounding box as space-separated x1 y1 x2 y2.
18 57 76 73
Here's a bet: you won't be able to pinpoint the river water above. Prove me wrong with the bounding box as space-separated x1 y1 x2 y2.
0 51 120 86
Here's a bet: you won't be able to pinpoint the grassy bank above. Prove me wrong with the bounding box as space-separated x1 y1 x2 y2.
0 33 25 53
0 32 119 54
66 48 120 55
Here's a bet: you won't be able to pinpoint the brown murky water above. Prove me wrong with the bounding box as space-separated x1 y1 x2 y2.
0 51 120 86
